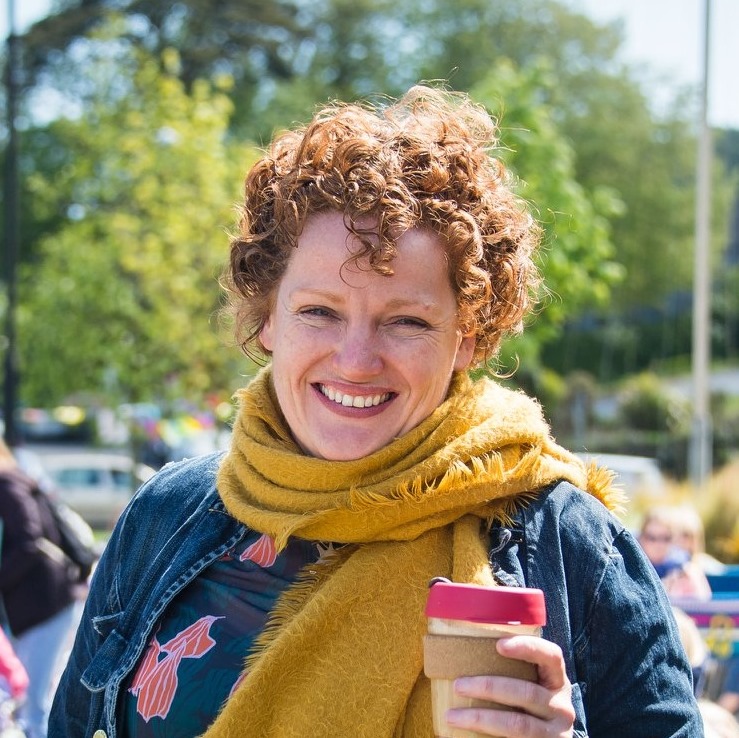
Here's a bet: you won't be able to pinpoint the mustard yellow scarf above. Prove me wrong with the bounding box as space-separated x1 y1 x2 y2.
204 368 620 738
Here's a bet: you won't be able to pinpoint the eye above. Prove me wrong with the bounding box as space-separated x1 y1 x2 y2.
297 306 337 321
389 316 430 329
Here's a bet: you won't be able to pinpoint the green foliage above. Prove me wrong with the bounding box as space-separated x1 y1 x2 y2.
617 372 691 433
570 88 694 307
713 265 739 359
711 392 739 459
550 370 598 441
716 129 739 173
21 0 305 99
391 0 625 96
471 62 623 339
7 0 739 406
17 41 255 405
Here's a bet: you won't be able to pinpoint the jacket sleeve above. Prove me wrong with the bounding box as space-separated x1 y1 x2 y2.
575 526 704 737
48 517 122 737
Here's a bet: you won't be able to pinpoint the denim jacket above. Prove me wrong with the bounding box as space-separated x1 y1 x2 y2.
49 452 703 738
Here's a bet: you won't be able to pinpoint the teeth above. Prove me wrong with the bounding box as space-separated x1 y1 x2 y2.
320 385 389 408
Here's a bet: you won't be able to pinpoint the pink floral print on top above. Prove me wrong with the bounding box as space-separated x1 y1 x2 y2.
129 615 222 722
240 533 278 567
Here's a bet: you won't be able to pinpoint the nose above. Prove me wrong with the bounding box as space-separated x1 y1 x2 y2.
332 322 383 379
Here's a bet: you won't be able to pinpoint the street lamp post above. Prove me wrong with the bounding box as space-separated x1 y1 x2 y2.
689 0 713 491
3 0 21 447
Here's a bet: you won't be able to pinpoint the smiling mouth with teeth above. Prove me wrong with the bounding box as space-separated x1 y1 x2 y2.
318 384 391 408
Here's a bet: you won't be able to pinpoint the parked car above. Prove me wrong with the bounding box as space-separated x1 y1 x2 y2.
38 452 156 530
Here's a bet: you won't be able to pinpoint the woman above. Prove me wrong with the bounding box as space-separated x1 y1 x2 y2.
639 506 712 601
674 503 726 576
0 439 83 738
50 86 702 737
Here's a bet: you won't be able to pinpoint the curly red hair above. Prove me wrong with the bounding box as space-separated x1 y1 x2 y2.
223 85 541 364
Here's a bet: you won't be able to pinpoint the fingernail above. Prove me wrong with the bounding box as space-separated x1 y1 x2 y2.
446 710 463 725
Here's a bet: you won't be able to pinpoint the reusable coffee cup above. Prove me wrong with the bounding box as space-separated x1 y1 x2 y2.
423 580 547 738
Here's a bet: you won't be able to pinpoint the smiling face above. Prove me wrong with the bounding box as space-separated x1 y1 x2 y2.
259 211 476 460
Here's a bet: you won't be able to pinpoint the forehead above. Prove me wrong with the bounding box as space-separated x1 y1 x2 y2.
643 522 671 534
287 211 450 285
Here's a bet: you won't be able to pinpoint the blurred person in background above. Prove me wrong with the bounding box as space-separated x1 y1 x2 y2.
717 657 739 720
639 506 712 601
700 699 739 738
672 605 709 696
0 439 83 738
674 503 726 576
50 85 701 738
0 627 28 735
0 626 28 703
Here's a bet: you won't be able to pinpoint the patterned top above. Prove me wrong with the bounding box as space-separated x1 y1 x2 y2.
121 531 328 736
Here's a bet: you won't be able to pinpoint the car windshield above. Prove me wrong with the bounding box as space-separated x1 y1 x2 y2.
111 469 133 488
55 468 106 487
52 466 133 490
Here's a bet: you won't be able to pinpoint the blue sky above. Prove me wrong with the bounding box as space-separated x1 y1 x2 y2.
576 0 738 129
2 0 738 128
2 0 49 35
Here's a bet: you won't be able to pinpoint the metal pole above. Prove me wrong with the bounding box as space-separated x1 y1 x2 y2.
3 0 21 447
689 0 712 490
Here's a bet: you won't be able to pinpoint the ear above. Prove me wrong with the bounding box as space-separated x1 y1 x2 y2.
453 334 476 371
260 315 275 352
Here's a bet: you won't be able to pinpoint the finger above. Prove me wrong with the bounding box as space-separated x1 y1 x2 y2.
446 703 563 738
450 674 576 736
454 674 552 719
496 635 569 690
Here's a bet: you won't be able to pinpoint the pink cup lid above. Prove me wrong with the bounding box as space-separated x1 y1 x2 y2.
425 580 546 625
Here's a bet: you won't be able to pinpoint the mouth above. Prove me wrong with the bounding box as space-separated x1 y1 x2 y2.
317 384 393 408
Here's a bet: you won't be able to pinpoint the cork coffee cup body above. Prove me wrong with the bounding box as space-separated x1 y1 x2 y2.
423 581 547 738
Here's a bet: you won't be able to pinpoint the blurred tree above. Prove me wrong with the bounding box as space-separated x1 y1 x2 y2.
468 61 623 370
16 36 255 405
301 0 733 371
716 129 739 173
398 0 733 312
21 0 305 121
617 372 690 434
7 0 737 392
559 79 732 313
251 0 626 140
405 0 624 94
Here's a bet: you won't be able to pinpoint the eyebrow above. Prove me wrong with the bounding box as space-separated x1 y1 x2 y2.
290 289 440 312
383 297 439 311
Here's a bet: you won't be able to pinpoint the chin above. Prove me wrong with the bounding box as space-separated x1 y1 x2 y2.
310 435 392 461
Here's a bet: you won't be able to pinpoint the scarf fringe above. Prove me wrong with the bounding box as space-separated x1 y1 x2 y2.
584 462 625 517
347 449 513 510
243 545 355 675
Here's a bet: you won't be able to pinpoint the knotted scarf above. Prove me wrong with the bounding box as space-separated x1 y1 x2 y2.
204 367 620 738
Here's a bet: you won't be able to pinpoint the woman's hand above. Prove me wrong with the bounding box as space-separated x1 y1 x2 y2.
445 636 575 737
